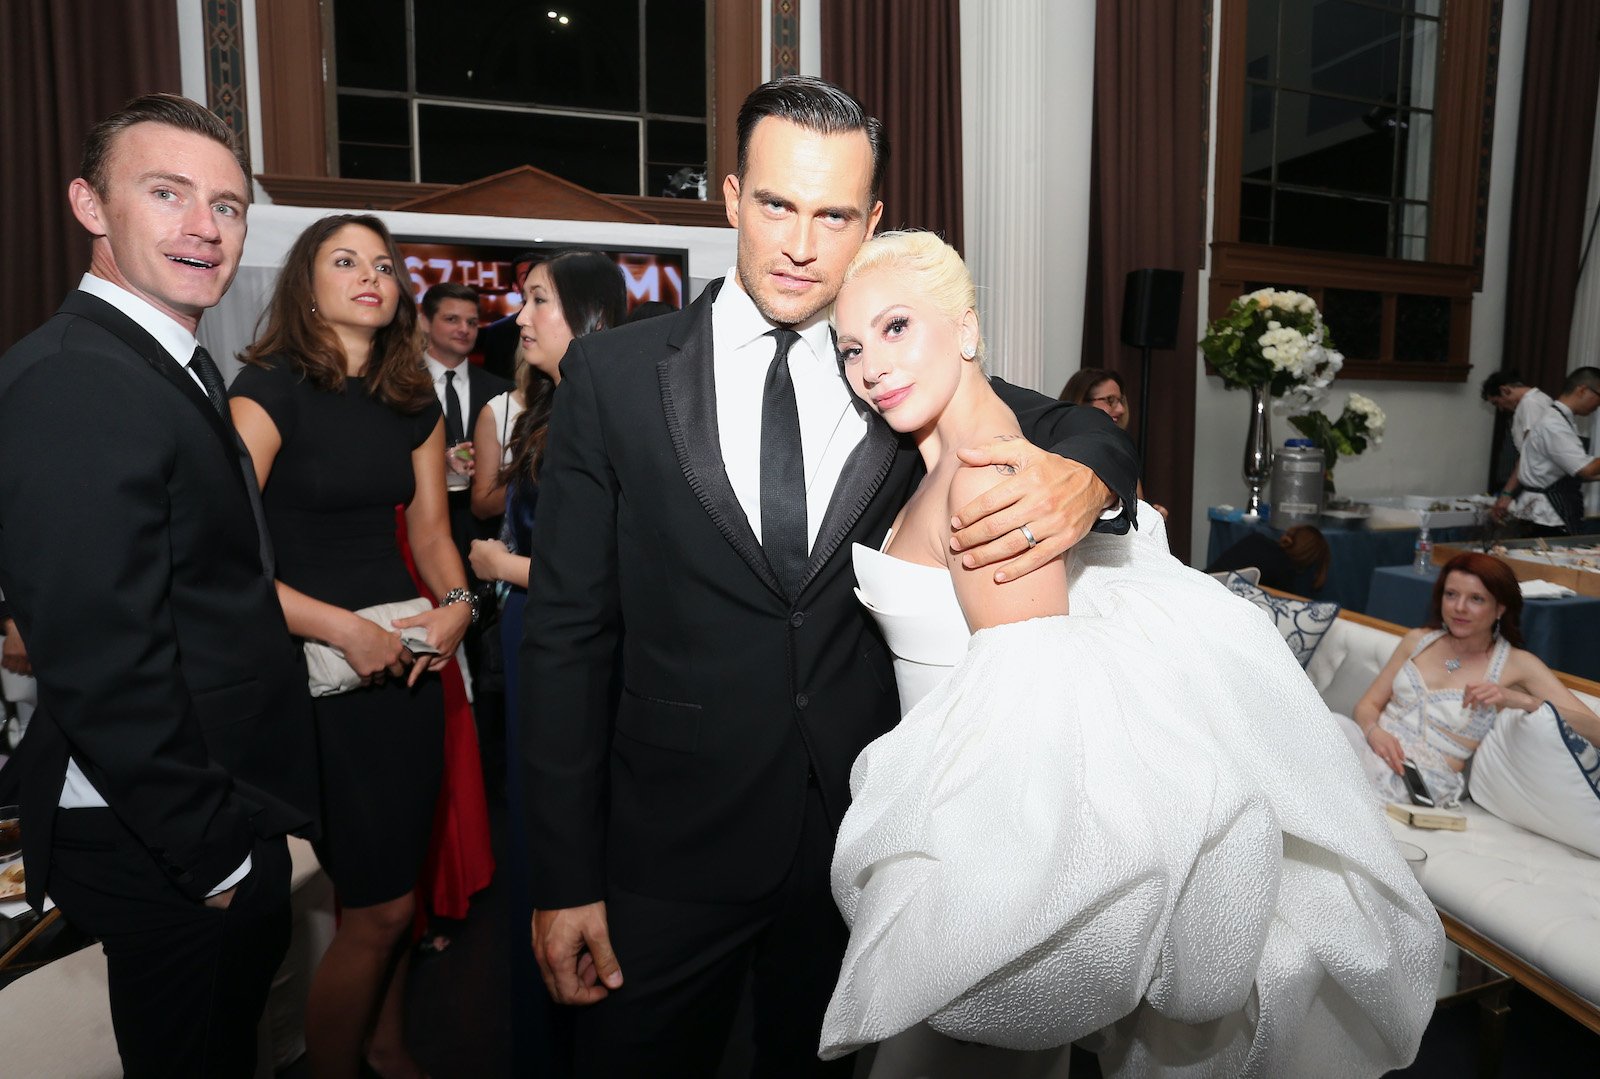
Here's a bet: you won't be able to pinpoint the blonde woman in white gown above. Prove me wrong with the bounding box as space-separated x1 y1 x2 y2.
819 232 1443 1078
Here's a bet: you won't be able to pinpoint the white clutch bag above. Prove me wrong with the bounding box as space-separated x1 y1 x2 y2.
303 596 436 698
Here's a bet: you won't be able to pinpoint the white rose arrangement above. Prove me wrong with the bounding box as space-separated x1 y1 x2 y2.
1200 288 1344 406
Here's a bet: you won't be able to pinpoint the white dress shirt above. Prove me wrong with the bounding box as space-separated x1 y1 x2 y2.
62 274 250 895
424 352 471 437
1512 401 1593 527
1511 387 1555 451
711 271 869 552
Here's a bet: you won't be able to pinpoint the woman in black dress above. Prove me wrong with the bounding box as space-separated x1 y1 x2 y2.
231 214 472 1079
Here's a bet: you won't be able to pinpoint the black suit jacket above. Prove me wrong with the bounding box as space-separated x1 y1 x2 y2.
0 292 317 905
521 280 1138 909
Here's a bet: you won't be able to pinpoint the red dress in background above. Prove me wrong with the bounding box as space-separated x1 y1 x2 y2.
395 506 496 919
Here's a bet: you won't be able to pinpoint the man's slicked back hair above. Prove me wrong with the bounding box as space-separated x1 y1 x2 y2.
80 93 247 200
735 76 888 205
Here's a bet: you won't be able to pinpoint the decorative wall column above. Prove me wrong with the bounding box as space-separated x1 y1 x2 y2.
202 0 251 170
959 0 1096 394
772 0 799 76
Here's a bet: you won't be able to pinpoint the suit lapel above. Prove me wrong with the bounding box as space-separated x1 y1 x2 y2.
658 281 788 599
60 291 273 576
59 291 239 458
800 415 900 593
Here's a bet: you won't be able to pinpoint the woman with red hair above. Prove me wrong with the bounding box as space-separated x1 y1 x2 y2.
1352 552 1600 805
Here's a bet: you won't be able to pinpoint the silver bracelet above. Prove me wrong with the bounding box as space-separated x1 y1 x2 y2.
440 586 479 625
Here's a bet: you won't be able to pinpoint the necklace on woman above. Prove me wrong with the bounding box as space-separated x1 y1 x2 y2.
1443 636 1492 673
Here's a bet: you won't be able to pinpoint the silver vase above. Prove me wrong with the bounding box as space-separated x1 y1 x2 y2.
1242 382 1272 518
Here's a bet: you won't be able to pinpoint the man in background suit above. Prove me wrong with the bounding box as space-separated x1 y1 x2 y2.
421 281 513 579
0 94 317 1078
523 76 1138 1075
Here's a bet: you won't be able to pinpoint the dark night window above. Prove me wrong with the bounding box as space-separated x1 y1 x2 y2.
1241 0 1439 260
330 0 709 197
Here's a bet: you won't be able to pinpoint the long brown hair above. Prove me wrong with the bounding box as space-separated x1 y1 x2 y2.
500 250 626 484
1425 552 1524 647
1279 525 1332 590
241 214 434 413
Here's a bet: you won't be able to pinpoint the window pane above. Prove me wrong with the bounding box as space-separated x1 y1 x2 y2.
1397 16 1439 111
334 0 408 91
1272 189 1390 257
1306 1 1403 104
646 0 705 116
414 0 640 111
338 94 410 148
1274 90 1396 199
1322 288 1383 360
418 104 640 193
1244 1 1278 82
338 95 412 181
647 119 707 197
340 143 413 182
1394 294 1451 362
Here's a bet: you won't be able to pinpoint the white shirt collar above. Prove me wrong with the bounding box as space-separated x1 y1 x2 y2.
423 351 470 384
78 273 198 366
712 269 837 364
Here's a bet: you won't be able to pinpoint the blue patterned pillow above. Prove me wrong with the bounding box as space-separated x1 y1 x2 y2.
1222 574 1341 668
1558 713 1600 804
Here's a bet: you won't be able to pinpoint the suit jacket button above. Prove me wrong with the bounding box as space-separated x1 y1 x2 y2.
795 692 810 709
789 611 805 628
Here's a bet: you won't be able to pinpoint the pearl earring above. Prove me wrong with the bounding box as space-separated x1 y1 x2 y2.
962 344 976 359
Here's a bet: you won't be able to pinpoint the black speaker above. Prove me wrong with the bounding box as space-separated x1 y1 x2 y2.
1120 269 1184 350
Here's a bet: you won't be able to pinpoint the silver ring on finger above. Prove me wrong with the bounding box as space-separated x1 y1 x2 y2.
1019 523 1039 549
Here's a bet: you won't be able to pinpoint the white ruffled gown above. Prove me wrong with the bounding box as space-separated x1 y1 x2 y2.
821 506 1443 1078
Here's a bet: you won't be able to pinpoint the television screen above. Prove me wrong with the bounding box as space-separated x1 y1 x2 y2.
397 237 690 325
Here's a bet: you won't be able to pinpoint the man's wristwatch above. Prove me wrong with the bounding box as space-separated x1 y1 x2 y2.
441 587 480 625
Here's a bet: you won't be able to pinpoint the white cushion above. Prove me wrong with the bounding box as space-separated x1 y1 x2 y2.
1471 705 1600 859
1208 565 1261 587
0 944 120 1077
1386 802 1600 1009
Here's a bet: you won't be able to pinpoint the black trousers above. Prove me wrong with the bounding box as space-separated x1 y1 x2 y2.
46 808 291 1079
571 784 854 1079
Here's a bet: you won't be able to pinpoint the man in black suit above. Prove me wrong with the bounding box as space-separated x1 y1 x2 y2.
522 77 1139 1076
421 281 512 718
421 281 513 576
0 94 317 1078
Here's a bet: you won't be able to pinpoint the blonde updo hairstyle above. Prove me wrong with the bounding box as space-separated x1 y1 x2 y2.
834 230 986 369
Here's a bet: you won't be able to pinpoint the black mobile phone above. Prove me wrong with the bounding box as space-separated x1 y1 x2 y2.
1401 759 1435 807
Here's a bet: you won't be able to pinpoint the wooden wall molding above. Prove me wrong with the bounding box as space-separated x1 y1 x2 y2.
202 0 251 171
1209 241 1474 382
711 0 764 188
255 0 327 176
256 173 732 230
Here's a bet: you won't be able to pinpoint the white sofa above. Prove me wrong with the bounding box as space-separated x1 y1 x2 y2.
1303 606 1600 1034
0 835 334 1077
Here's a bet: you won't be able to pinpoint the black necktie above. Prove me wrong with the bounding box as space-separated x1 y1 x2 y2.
188 345 229 418
761 328 807 597
190 346 275 577
444 369 465 444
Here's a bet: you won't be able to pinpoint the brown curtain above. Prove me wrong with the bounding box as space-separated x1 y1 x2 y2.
1080 0 1211 559
1492 2 1600 487
821 1 963 249
1 1 180 351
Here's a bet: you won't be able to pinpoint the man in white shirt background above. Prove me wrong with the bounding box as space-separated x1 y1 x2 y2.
419 281 511 716
1506 366 1600 535
1482 370 1557 522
